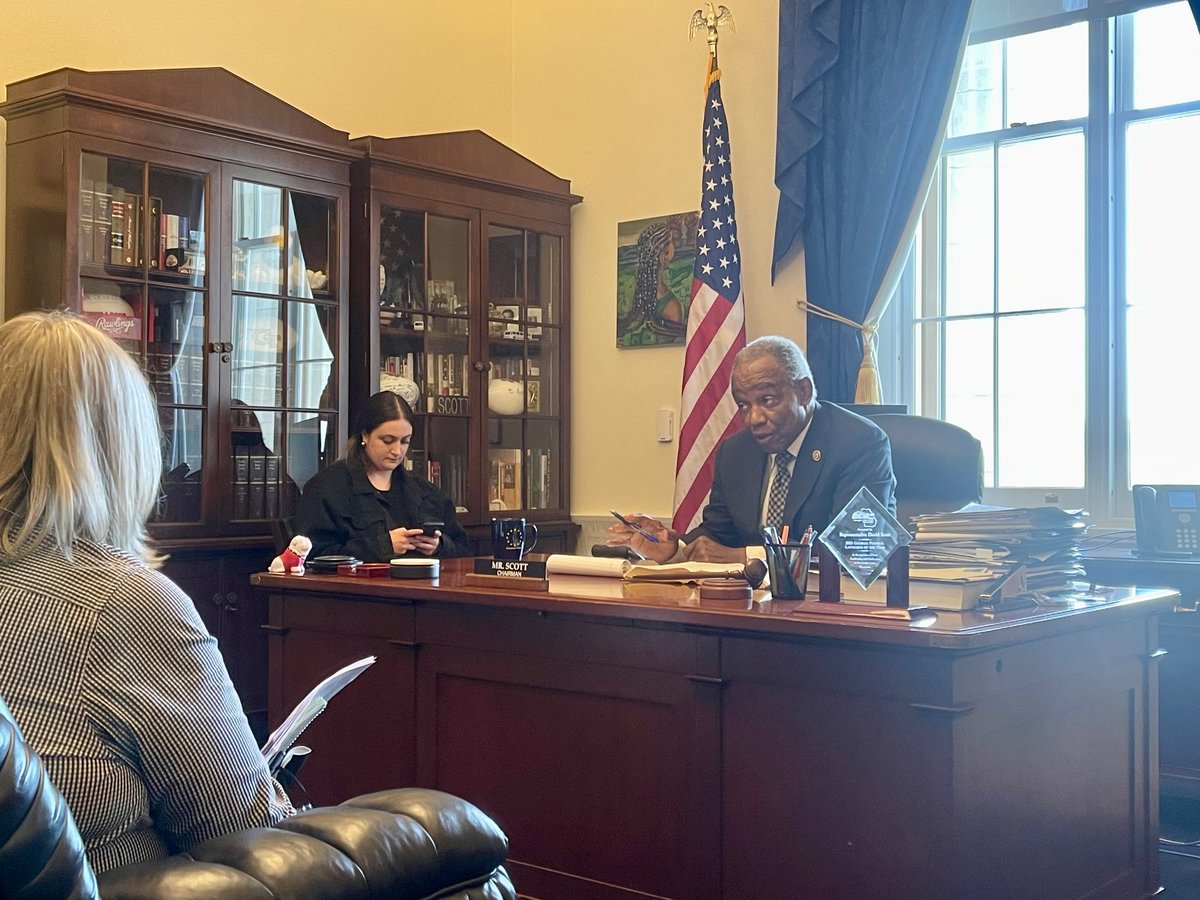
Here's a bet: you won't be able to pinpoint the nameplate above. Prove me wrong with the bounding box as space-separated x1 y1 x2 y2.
473 557 548 579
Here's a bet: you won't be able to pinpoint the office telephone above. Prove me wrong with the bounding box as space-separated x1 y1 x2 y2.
1133 484 1200 556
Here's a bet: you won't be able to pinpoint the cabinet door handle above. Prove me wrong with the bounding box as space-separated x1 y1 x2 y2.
685 674 725 686
472 360 491 373
1146 648 1169 662
387 639 421 649
261 624 290 635
211 592 223 607
224 591 238 612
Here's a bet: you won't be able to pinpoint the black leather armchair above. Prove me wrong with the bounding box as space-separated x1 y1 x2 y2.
1 698 515 900
868 413 984 526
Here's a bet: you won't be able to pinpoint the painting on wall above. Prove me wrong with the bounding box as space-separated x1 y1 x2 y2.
616 211 700 348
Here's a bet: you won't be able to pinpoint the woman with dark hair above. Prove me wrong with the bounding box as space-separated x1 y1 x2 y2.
293 391 471 561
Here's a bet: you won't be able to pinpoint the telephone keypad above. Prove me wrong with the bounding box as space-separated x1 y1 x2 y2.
1174 527 1199 551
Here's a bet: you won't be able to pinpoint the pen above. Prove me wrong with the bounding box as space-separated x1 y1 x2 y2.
610 509 662 543
800 525 814 546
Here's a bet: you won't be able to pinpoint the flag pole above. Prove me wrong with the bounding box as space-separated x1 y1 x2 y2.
674 5 747 536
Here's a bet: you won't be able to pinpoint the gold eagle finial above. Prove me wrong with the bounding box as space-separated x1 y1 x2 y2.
689 4 735 41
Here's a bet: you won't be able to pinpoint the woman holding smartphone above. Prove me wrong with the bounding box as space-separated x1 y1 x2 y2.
294 391 471 562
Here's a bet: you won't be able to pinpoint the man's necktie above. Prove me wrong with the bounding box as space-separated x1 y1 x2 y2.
766 450 793 529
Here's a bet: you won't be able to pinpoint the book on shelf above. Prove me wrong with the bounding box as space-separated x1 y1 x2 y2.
263 454 280 519
147 197 162 269
80 178 95 265
232 446 250 519
93 185 112 266
109 187 126 265
247 449 266 519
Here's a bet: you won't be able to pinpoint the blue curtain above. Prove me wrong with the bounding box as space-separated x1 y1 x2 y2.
773 1 973 401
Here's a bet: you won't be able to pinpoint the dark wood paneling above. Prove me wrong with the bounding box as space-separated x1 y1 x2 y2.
266 592 415 805
257 565 1171 899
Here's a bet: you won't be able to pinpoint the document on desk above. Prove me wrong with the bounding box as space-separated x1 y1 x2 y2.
545 554 750 583
261 655 376 774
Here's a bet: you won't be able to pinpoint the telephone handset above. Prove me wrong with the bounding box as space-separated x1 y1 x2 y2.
1133 484 1200 557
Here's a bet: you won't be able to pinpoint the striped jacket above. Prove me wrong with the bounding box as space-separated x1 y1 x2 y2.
0 540 292 873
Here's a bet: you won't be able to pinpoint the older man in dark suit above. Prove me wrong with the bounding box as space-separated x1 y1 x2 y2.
614 336 895 564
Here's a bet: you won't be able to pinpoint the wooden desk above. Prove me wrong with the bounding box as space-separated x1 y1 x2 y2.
254 561 1174 900
1083 547 1200 799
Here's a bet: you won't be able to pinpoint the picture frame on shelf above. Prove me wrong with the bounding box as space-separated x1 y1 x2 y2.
526 379 541 413
526 307 543 338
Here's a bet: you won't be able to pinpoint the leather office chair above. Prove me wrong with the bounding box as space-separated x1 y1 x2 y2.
867 413 985 527
1 696 515 900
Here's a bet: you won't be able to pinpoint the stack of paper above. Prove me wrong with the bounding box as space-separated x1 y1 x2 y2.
908 503 1089 594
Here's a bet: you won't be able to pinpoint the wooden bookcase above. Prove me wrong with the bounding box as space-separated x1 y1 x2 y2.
1 67 355 736
349 132 582 554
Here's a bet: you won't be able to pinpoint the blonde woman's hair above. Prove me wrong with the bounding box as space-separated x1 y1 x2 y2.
0 310 163 564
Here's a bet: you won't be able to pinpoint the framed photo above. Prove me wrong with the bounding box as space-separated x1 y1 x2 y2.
526 379 541 413
527 307 543 338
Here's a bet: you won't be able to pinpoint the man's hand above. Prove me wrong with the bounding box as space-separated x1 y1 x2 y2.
606 513 678 564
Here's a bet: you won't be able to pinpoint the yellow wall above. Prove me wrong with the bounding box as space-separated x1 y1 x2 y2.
0 0 807 522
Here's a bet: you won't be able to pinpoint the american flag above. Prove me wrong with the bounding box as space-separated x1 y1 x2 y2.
672 60 747 534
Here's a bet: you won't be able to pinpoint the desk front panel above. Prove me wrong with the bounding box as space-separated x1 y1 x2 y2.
257 565 1172 899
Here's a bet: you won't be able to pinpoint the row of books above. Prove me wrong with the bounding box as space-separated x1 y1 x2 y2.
147 351 204 406
426 452 467 511
232 447 294 520
80 182 200 272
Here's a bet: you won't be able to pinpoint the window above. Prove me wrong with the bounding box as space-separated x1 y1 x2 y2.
885 0 1200 523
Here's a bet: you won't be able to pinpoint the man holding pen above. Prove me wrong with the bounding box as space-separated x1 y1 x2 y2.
609 336 895 565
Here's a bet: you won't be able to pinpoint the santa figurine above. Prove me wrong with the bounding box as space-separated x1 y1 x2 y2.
270 535 313 575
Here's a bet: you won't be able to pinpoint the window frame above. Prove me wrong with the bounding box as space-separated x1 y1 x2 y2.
882 0 1200 526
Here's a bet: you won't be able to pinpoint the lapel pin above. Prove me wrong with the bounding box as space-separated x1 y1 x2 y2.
812 449 821 462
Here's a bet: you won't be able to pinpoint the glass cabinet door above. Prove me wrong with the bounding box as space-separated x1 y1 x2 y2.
79 152 209 524
486 223 564 513
378 206 472 515
230 180 339 524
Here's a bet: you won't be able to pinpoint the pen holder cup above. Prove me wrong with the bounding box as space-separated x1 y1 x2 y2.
765 543 811 601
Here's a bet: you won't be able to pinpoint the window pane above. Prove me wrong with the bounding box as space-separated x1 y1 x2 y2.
1130 2 1200 111
1006 23 1088 126
998 133 1084 312
948 42 1002 137
1127 304 1200 483
944 148 995 316
1126 112 1200 483
997 310 1084 487
942 318 996 486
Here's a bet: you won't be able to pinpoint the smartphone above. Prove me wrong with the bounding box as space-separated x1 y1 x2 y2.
421 521 445 537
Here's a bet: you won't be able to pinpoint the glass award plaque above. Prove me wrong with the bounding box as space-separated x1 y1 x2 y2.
818 486 911 591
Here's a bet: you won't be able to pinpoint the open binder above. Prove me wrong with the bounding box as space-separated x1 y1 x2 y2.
261 656 376 775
